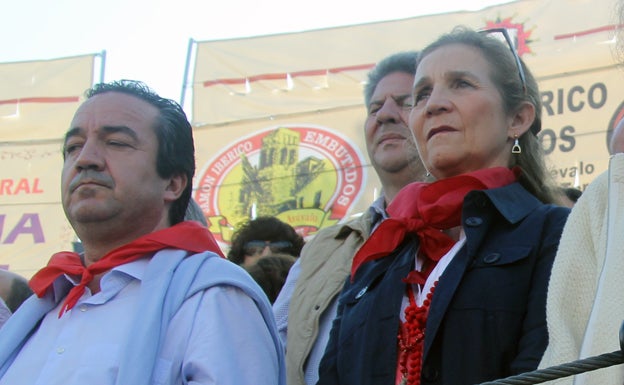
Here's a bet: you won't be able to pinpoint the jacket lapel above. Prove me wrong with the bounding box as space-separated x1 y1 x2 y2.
422 184 540 360
422 243 472 359
422 191 494 359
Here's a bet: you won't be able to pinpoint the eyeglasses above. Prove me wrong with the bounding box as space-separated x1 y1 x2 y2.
243 240 293 255
479 27 528 95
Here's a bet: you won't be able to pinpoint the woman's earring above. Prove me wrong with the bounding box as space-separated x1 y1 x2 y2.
512 135 521 154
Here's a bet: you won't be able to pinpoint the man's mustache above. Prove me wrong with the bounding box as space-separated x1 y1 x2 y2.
68 170 114 192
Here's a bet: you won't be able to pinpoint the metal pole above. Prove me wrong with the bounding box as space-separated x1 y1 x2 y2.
98 50 107 83
180 38 195 107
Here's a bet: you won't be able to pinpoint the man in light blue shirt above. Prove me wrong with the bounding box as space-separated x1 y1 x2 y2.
0 80 284 385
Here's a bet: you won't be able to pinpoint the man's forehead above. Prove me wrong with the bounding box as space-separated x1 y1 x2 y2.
70 92 159 129
370 72 414 102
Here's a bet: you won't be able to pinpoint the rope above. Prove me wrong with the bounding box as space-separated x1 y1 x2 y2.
476 350 623 385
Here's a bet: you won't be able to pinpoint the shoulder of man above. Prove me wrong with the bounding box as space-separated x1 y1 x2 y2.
304 210 373 247
174 251 267 301
293 211 374 287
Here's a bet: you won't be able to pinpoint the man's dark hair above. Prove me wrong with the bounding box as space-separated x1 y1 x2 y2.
85 80 195 225
6 276 33 313
245 254 296 304
364 51 418 107
562 187 583 204
227 216 305 265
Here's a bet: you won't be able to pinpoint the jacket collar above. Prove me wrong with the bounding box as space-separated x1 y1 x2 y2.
479 182 542 224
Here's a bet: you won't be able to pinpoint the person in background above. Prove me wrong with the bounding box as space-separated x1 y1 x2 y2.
0 270 32 314
228 216 304 267
246 253 296 304
539 8 624 379
0 80 284 385
0 270 32 328
317 27 569 385
558 186 583 208
185 197 208 226
272 51 427 385
0 300 8 330
540 161 624 385
609 117 624 154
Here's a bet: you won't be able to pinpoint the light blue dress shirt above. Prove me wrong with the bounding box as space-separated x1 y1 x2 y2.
0 257 281 385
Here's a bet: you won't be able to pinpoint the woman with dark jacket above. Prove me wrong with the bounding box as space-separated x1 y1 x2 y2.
317 27 570 385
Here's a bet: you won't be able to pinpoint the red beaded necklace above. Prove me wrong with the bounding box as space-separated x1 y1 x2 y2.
396 281 438 385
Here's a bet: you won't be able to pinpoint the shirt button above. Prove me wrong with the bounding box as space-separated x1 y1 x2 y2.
422 365 439 381
464 217 483 227
483 253 501 264
57 347 65 354
79 305 87 312
355 286 368 299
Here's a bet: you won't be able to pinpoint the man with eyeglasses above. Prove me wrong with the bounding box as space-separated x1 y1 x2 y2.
227 216 305 267
272 51 427 385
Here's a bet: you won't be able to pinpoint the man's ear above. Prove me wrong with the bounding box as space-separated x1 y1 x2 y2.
164 173 188 203
508 101 535 138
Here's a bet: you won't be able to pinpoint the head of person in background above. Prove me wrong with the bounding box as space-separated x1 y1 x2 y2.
0 269 32 329
608 117 624 154
557 186 583 208
410 26 559 203
184 197 208 226
0 269 32 314
364 51 428 202
245 253 296 304
228 216 304 267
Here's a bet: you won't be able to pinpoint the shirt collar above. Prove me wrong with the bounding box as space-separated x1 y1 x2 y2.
368 195 388 223
51 257 150 302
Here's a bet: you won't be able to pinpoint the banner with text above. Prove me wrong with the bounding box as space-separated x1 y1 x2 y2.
0 143 75 277
191 0 622 240
0 54 95 277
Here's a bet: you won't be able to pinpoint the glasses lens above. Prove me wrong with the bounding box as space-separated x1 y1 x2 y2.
243 240 293 255
268 241 293 253
244 241 267 255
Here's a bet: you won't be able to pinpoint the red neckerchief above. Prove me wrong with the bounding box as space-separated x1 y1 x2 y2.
29 221 224 317
350 167 518 282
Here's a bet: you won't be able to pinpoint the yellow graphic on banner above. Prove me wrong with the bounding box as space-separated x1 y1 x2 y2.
195 125 366 243
276 208 339 231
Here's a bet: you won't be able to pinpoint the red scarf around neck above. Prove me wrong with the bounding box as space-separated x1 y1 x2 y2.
350 167 518 282
29 220 224 317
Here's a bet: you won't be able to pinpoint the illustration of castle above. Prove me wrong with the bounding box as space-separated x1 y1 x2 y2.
238 127 330 217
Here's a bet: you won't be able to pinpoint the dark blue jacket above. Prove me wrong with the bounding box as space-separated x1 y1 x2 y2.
317 183 570 385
